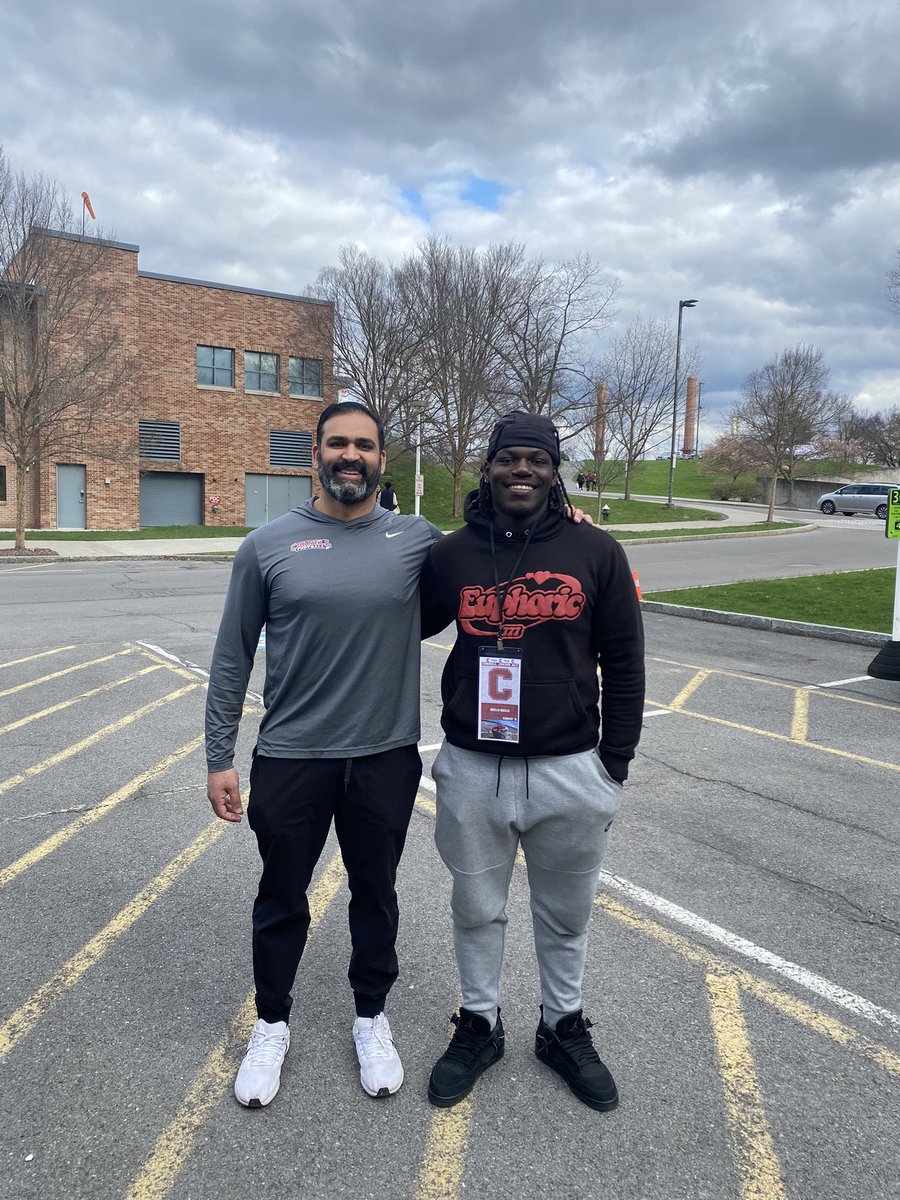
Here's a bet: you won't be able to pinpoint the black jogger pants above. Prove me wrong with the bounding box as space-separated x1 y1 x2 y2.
246 744 421 1023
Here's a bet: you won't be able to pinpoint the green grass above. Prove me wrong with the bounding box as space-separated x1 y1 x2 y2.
383 448 479 529
582 458 715 499
580 457 881 500
644 569 895 634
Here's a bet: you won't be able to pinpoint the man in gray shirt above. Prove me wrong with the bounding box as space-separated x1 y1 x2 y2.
206 401 440 1108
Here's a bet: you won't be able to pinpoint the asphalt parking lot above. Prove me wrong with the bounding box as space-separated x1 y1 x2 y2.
1 561 898 1200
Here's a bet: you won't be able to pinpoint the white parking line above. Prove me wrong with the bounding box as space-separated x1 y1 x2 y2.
417 771 900 1034
599 874 900 1033
815 676 874 688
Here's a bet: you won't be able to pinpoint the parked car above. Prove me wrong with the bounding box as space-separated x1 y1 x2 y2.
817 482 899 519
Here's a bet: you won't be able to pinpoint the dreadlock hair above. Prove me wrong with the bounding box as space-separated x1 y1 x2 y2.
473 467 575 521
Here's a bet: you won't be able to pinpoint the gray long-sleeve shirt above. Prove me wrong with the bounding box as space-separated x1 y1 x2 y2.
205 499 441 770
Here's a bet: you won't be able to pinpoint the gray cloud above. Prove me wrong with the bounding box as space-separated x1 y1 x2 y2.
2 0 899 435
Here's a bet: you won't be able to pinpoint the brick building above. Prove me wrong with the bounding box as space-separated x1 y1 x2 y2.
0 230 333 530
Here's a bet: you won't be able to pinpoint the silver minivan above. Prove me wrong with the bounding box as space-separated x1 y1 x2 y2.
817 482 898 519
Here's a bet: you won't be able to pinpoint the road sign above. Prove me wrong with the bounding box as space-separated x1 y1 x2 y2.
415 474 424 497
887 487 900 540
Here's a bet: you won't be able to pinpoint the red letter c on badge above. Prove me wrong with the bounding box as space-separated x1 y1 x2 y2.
488 667 513 700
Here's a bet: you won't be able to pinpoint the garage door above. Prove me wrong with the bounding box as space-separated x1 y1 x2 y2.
139 472 204 527
245 474 312 528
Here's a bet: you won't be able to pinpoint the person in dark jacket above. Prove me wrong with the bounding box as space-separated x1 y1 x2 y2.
420 410 645 1114
379 479 398 512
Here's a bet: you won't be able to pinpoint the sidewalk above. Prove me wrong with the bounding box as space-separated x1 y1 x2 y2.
1 536 246 559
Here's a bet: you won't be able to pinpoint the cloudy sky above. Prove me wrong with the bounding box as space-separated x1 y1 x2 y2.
3 0 899 441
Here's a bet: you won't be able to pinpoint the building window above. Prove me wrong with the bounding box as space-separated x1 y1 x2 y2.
139 419 181 461
196 345 234 388
288 357 322 397
269 430 313 469
244 351 279 393
0 465 6 502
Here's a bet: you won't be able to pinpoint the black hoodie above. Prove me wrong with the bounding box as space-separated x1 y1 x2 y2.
420 493 645 781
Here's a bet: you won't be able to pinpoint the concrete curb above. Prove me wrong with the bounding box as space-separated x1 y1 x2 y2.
641 601 890 647
617 523 816 546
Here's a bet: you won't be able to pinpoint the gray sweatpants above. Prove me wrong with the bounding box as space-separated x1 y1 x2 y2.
432 740 624 1031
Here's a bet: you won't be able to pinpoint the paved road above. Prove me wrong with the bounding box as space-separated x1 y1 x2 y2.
1 558 898 1200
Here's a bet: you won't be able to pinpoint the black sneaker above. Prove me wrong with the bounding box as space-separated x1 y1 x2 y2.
427 1008 505 1107
535 1008 618 1111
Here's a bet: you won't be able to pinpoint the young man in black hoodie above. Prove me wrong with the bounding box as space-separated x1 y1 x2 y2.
421 411 645 1113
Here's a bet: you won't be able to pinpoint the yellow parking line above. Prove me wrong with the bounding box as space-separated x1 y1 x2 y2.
0 736 204 889
0 683 200 796
706 974 788 1200
595 892 900 1080
651 656 803 690
0 645 77 670
650 655 900 715
0 664 164 735
645 702 900 773
790 689 809 742
124 852 346 1200
418 1101 476 1200
0 822 224 1062
0 648 134 698
671 669 711 710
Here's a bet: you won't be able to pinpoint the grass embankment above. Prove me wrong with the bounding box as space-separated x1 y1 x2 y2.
645 569 895 634
584 458 715 500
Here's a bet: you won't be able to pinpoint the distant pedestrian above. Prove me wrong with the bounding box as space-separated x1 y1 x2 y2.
576 471 585 491
379 480 399 512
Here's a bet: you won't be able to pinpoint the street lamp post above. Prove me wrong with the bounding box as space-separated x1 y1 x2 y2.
665 299 698 508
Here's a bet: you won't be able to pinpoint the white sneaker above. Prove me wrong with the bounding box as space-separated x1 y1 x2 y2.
353 1013 404 1097
234 1019 290 1108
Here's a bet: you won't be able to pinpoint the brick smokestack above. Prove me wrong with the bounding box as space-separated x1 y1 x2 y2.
682 376 698 456
595 382 607 464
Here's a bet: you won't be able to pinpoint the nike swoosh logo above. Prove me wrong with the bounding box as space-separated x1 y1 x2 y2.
385 531 404 538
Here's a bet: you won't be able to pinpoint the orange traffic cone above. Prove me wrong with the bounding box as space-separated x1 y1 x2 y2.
632 571 643 600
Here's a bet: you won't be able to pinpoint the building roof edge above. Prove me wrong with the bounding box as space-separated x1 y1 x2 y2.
36 227 140 252
137 270 330 306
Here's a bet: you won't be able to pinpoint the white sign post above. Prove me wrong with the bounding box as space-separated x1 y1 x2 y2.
866 487 900 679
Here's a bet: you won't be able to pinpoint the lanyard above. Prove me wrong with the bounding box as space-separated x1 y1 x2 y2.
489 524 533 650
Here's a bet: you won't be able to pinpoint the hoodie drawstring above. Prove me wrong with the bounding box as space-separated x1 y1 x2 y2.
495 755 530 798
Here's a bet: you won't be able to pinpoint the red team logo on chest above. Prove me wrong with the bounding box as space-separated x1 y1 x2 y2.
458 571 586 639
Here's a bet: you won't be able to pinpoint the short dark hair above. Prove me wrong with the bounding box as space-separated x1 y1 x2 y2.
316 401 384 452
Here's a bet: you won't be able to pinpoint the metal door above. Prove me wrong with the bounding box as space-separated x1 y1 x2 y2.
56 464 87 529
139 472 204 527
244 474 312 527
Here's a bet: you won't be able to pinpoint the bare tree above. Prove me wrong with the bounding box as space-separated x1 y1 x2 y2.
0 150 134 549
855 406 900 468
732 345 833 520
310 244 425 443
595 315 698 499
493 252 619 445
399 238 514 516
